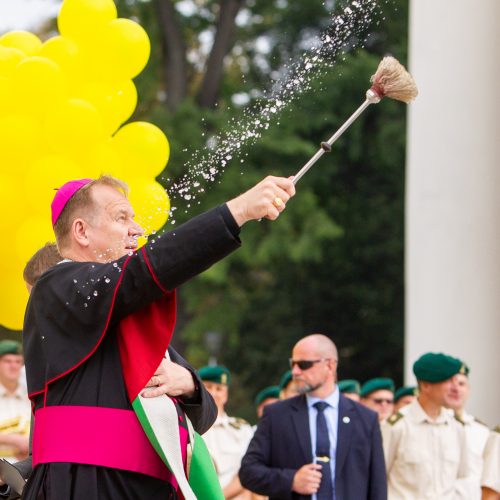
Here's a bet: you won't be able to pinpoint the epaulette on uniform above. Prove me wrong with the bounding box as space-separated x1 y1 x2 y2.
493 424 500 434
229 417 249 430
454 414 465 425
387 412 404 426
473 417 488 428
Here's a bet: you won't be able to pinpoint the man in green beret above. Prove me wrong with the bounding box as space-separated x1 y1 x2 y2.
199 365 253 500
383 352 475 499
360 377 395 422
337 379 361 402
393 386 417 413
445 364 490 498
255 386 280 419
278 370 299 400
0 341 30 464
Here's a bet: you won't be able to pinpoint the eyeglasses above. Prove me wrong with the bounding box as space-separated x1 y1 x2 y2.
369 398 394 405
289 358 331 370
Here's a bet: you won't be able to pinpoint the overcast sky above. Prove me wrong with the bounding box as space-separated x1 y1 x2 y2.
0 0 61 33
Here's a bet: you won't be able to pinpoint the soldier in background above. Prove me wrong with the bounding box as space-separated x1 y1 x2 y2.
360 377 395 422
446 366 490 499
0 341 30 464
383 352 474 499
338 379 361 402
199 365 254 500
393 386 417 413
481 427 500 500
278 370 299 399
254 386 280 419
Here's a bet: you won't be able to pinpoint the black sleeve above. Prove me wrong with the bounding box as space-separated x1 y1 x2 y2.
168 348 217 435
33 205 240 327
239 409 295 498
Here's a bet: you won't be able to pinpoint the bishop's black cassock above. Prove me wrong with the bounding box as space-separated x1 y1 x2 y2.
22 206 240 500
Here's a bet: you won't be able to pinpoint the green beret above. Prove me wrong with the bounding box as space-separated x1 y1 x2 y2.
338 379 360 395
360 377 395 398
279 370 293 391
413 352 467 382
394 386 417 402
255 385 280 406
198 365 231 385
0 340 22 357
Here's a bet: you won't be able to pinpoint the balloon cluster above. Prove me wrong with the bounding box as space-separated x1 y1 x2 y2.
0 0 171 330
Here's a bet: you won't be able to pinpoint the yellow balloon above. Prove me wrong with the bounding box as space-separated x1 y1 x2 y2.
81 140 123 178
11 56 67 117
0 271 29 330
25 154 85 211
15 215 54 268
0 46 25 77
43 98 106 154
128 179 170 236
113 80 138 126
0 76 12 111
101 19 151 80
76 80 137 135
112 122 170 178
0 113 43 165
0 31 42 56
58 0 117 44
0 172 31 233
37 36 80 81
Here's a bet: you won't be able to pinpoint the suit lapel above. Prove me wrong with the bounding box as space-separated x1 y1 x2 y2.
335 394 354 476
290 395 313 461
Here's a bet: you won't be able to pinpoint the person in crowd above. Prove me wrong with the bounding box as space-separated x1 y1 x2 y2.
360 377 395 422
481 427 500 500
383 352 474 499
22 174 295 500
255 386 280 419
278 370 299 399
199 365 254 500
0 341 30 463
239 334 387 500
446 366 490 499
22 243 62 294
337 379 360 402
393 386 417 413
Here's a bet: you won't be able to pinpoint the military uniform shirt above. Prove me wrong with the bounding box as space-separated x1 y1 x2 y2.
202 412 254 492
382 399 473 499
481 430 500 493
457 410 490 499
0 382 31 461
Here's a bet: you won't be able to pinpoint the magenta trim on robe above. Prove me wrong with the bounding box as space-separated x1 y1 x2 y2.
32 405 178 482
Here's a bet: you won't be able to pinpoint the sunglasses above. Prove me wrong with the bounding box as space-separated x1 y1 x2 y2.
289 358 330 370
369 398 394 405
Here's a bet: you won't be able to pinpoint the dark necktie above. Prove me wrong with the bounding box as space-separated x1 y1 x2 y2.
314 401 333 499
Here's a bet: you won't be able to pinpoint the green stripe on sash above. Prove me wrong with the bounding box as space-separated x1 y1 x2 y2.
132 396 224 499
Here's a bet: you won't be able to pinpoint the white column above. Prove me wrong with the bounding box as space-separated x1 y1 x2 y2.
407 0 500 425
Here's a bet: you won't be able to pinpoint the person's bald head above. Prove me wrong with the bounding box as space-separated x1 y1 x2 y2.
293 334 338 360
291 334 338 398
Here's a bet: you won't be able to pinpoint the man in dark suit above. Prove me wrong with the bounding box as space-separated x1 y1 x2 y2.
239 334 387 500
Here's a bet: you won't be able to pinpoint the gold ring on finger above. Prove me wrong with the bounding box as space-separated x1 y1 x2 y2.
273 196 284 208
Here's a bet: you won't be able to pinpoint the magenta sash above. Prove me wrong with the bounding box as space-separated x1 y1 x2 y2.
32 405 183 482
